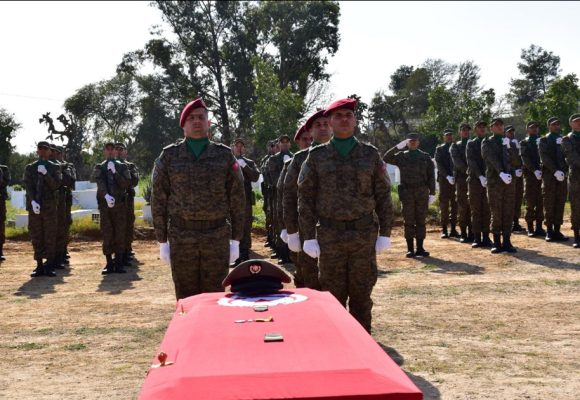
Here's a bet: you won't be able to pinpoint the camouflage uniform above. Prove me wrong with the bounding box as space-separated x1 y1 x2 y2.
434 142 457 235
509 139 524 230
0 165 10 257
275 159 292 264
562 131 580 246
54 159 75 266
520 136 544 233
539 133 568 236
283 149 319 289
237 156 260 260
466 137 491 244
299 139 393 332
450 138 472 240
63 162 77 255
152 139 245 300
266 151 292 261
259 154 274 246
123 159 139 256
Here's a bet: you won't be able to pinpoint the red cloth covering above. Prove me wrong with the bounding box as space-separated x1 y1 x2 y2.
139 289 422 400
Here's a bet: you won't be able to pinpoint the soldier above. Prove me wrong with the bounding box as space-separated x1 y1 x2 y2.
115 143 139 265
299 98 393 333
539 117 569 242
276 150 294 265
505 125 525 232
284 109 331 289
24 141 62 277
52 146 75 269
467 121 492 248
232 138 260 265
450 123 473 243
384 133 435 257
520 121 545 237
0 163 10 261
93 142 132 274
562 113 580 248
61 148 76 260
152 98 245 300
435 129 458 238
260 141 277 248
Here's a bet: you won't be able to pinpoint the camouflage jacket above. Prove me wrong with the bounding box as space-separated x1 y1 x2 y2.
299 140 393 240
562 132 580 183
0 165 11 200
466 138 486 182
481 137 517 185
283 149 309 234
434 143 454 182
450 139 469 179
265 151 293 190
276 159 292 230
508 139 523 171
539 134 568 177
238 155 260 208
23 160 62 210
93 159 132 206
151 139 245 243
383 147 435 194
120 160 139 197
520 136 541 176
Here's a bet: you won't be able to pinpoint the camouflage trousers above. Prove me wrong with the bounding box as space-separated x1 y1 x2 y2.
29 201 58 261
240 204 253 258
524 172 543 225
513 176 523 221
56 194 67 256
99 203 127 256
542 175 567 226
569 177 580 230
168 223 230 300
125 196 135 252
0 199 5 246
468 179 490 234
291 232 320 290
317 225 378 333
487 181 516 236
65 192 73 250
438 179 457 227
455 176 471 229
399 186 429 241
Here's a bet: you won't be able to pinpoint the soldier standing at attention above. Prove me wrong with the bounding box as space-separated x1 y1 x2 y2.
505 125 525 232
299 98 393 332
284 109 331 289
0 163 10 261
115 143 139 265
435 129 458 238
539 117 569 242
450 123 473 243
467 121 492 248
384 133 435 257
60 148 76 261
24 141 62 277
562 113 580 248
260 141 276 248
232 138 261 265
52 146 75 269
93 142 132 274
152 98 245 300
482 118 517 253
520 121 545 237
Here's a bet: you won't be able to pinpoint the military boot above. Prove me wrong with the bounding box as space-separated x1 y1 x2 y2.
30 259 45 277
54 253 65 270
115 253 127 273
512 219 525 232
459 226 467 243
415 239 430 257
440 227 449 239
503 233 517 253
545 225 555 242
527 222 535 237
466 226 474 242
405 238 415 258
553 225 568 242
43 259 57 277
101 254 115 275
471 232 482 248
449 224 460 238
491 234 502 254
0 245 4 261
573 229 580 248
534 221 546 237
122 252 132 267
482 233 493 247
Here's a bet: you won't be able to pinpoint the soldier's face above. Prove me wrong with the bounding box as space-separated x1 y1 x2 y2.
298 131 313 150
274 143 280 153
183 108 210 138
526 125 539 135
311 117 331 143
329 109 356 138
55 152 63 161
475 125 486 136
460 128 470 138
279 139 290 152
104 145 115 158
233 142 244 156
408 139 419 150
549 121 561 133
571 119 580 131
490 123 504 134
505 130 515 139
443 134 453 143
268 145 276 155
37 147 50 159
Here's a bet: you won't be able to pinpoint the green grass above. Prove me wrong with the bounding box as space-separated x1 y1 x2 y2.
64 343 87 351
252 196 266 230
13 342 48 350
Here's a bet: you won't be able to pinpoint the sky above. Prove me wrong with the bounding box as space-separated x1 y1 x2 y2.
1 1 579 153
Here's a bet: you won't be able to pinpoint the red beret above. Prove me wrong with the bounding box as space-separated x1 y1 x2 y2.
179 98 208 128
323 98 356 117
294 124 307 142
304 109 326 131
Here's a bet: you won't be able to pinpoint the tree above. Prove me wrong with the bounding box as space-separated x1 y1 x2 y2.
454 61 481 97
421 58 457 91
0 108 20 165
7 151 35 186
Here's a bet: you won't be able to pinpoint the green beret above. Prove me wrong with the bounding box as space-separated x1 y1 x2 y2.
504 125 515 133
443 129 453 135
490 117 504 126
37 141 50 149
474 120 487 127
547 117 560 126
459 123 471 130
526 121 539 129
569 113 580 124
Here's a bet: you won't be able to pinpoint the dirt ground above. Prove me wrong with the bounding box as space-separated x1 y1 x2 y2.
0 226 578 400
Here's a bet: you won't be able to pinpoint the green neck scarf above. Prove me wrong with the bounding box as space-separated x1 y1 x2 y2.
573 131 580 139
547 132 561 142
492 133 503 145
408 149 420 160
331 136 358 158
186 137 209 159
527 135 538 145
461 137 469 145
476 136 484 143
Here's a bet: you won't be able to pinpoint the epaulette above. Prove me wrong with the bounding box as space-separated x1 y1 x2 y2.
309 143 326 153
163 142 180 150
283 158 293 165
360 141 378 151
214 142 232 151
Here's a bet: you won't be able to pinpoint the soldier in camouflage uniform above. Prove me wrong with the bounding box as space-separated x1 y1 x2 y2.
539 117 569 242
93 142 132 274
482 118 517 253
52 146 76 269
299 98 393 333
562 113 580 248
24 141 62 277
384 133 435 257
152 98 245 300
284 109 331 289
450 123 473 243
115 143 139 265
467 121 492 248
260 141 277 248
0 163 10 261
520 121 545 237
61 149 76 261
435 129 458 238
504 126 525 232
232 138 260 264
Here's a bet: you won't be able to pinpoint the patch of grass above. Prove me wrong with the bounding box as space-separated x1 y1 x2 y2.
13 342 48 350
70 215 101 239
64 343 87 351
6 226 29 240
5 201 25 222
252 198 266 230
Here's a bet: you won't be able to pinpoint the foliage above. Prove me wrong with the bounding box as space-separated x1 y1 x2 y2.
7 152 35 186
0 108 21 165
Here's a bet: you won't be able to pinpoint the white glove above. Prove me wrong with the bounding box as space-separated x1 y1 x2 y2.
303 239 320 259
534 170 542 180
502 137 510 147
500 172 512 184
556 137 562 145
159 242 170 264
31 200 41 214
37 165 47 175
236 158 247 168
288 232 301 252
107 161 116 173
280 229 288 243
375 236 391 254
511 139 520 149
428 195 435 205
396 139 409 150
229 240 240 264
554 170 565 182
283 155 291 163
479 175 487 188
104 193 115 208
446 175 455 185
515 169 523 178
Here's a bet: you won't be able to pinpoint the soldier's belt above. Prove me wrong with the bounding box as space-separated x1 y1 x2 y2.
318 214 374 231
170 217 227 231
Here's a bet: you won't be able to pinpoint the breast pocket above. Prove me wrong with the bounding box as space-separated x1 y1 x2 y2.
356 161 373 195
318 163 337 196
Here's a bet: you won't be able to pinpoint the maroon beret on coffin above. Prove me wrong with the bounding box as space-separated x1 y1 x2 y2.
304 109 326 131
294 125 307 142
323 98 357 117
179 98 208 128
